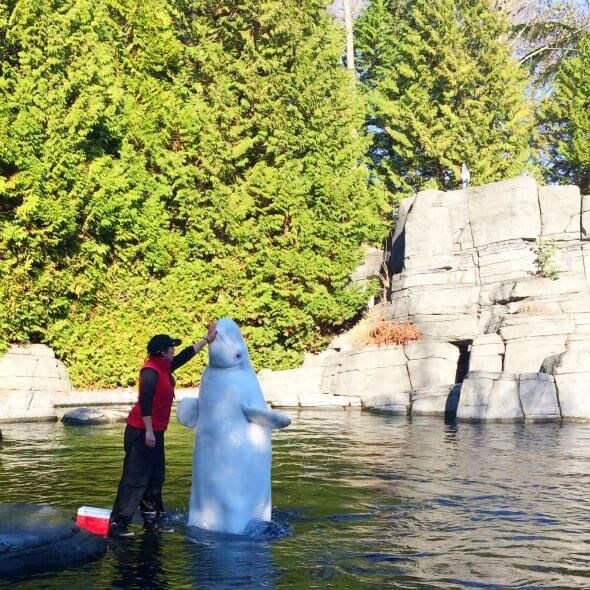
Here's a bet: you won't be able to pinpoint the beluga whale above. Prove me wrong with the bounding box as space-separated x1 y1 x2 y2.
177 317 291 535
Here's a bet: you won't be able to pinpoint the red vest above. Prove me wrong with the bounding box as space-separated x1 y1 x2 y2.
127 356 174 432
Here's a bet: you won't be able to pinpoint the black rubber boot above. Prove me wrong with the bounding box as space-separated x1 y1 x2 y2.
110 523 135 538
141 511 174 534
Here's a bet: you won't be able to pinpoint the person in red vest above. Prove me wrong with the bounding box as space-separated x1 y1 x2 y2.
110 323 217 538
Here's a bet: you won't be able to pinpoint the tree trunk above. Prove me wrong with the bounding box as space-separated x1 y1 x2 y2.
343 0 355 70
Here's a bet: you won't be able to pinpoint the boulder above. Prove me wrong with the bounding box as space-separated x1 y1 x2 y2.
331 364 411 399
505 276 587 301
553 243 585 275
404 190 454 264
0 503 106 575
582 195 590 240
265 389 300 408
329 346 411 401
410 385 460 417
298 393 361 408
542 335 590 420
457 371 565 422
477 240 537 285
0 344 72 423
457 372 523 422
499 315 575 340
408 314 479 341
456 372 495 421
53 387 137 407
554 375 590 420
61 407 126 425
539 185 581 241
393 267 479 290
406 284 480 316
338 346 406 370
258 366 326 401
518 373 560 422
468 334 504 372
468 177 541 247
389 195 415 273
504 336 567 373
362 391 411 415
0 392 56 424
440 189 471 245
404 341 459 390
485 374 524 422
350 244 383 283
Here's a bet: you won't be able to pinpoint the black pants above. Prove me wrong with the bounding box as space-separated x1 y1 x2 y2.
111 425 166 526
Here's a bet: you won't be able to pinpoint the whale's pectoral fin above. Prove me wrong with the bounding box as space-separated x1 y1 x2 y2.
177 397 199 428
242 406 291 429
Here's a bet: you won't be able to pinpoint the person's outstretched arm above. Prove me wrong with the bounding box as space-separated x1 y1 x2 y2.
172 323 217 372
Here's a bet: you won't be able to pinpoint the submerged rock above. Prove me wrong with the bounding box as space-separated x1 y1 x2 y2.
61 407 126 425
0 503 106 576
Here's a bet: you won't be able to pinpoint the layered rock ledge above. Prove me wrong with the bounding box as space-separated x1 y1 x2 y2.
260 177 590 421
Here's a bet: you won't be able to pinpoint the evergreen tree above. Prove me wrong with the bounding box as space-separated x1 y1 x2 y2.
0 0 387 386
355 0 535 194
538 34 590 194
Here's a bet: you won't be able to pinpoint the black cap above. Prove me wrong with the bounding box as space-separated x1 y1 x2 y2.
147 334 182 355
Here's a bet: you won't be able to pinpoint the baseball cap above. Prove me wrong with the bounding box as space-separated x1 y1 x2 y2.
147 334 182 355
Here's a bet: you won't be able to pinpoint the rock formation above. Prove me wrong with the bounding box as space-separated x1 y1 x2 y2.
0 344 71 423
260 177 590 421
0 503 106 575
2 177 590 423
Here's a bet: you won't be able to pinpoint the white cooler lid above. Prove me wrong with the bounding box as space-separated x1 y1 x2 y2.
77 506 112 518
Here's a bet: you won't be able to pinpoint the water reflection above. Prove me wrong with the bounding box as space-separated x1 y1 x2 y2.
111 533 168 590
183 527 278 590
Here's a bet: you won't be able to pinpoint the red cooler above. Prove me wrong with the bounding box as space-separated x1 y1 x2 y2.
76 506 111 537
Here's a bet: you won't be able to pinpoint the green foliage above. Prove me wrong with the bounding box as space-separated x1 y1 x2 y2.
0 0 388 386
354 0 535 194
534 239 559 280
537 34 590 194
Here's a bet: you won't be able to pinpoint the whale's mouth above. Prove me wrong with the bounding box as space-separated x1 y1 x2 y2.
215 329 231 346
211 328 245 366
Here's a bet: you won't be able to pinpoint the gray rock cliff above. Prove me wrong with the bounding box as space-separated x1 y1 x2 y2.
260 177 590 421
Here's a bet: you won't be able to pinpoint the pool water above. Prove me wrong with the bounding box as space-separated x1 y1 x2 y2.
1 409 589 589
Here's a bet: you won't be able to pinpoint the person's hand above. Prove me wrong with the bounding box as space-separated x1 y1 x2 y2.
206 321 217 343
145 430 156 448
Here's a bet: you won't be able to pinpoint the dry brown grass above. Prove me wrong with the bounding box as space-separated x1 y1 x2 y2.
370 319 422 345
350 317 422 347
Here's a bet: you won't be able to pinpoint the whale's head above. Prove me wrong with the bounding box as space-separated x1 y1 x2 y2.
208 318 251 369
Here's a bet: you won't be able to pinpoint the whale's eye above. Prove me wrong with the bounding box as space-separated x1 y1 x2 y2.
236 352 242 359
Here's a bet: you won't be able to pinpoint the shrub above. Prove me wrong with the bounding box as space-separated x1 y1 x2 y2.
534 239 559 280
370 320 422 346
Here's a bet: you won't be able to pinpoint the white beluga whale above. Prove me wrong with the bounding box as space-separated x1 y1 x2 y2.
177 317 291 535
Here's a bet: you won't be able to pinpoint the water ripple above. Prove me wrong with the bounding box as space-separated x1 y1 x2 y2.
1 411 590 588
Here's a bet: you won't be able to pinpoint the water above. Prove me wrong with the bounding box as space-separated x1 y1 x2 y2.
1 409 589 589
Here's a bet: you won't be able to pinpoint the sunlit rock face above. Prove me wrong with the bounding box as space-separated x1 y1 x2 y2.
260 178 590 422
178 318 290 535
0 344 71 423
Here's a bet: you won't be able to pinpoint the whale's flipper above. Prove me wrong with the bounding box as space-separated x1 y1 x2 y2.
242 406 291 429
177 397 199 428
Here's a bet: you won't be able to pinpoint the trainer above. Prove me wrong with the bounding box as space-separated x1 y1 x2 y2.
110 323 217 538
